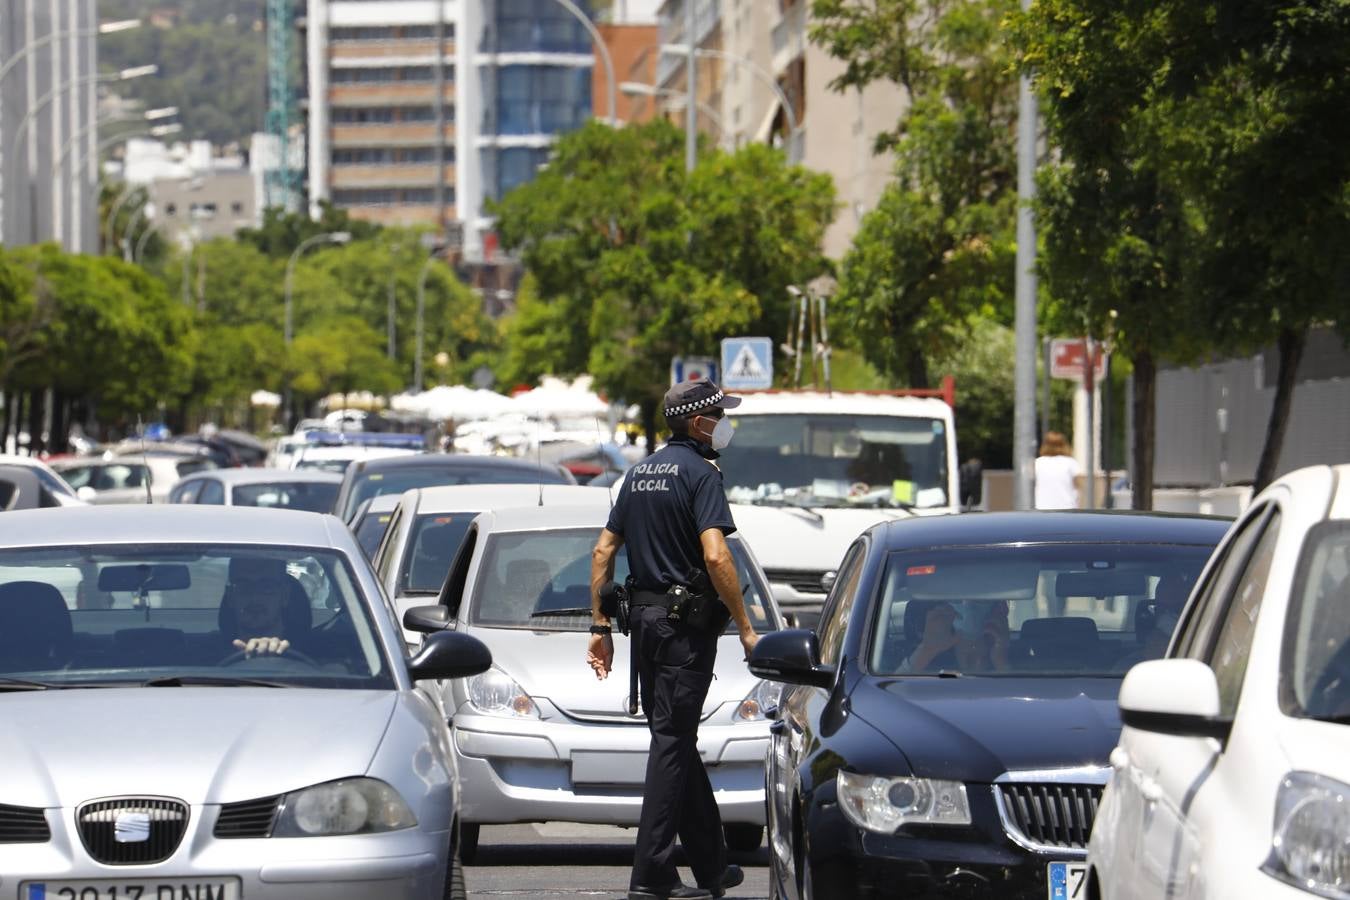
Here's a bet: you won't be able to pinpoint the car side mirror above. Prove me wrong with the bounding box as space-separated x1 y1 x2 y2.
1118 659 1232 742
408 630 492 681
403 604 453 634
749 629 836 688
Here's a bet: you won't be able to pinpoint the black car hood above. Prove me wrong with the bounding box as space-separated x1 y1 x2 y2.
849 676 1122 783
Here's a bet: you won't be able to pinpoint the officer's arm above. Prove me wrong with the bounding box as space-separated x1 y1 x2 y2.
700 528 755 642
591 527 624 626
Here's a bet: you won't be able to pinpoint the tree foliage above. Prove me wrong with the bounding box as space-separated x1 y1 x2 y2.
493 120 835 447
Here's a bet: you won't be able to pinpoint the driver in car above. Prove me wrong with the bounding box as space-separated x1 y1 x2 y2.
901 600 1011 673
222 557 304 659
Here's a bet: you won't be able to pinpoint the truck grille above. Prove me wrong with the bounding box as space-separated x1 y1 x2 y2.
214 794 280 838
763 569 828 595
77 797 188 865
995 783 1102 851
0 803 50 843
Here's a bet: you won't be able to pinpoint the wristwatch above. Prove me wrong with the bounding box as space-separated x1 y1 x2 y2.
589 624 612 636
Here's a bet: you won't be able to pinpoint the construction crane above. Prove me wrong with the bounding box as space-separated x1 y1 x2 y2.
265 0 300 211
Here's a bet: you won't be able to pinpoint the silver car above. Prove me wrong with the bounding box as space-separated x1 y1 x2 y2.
0 505 491 900
407 504 782 862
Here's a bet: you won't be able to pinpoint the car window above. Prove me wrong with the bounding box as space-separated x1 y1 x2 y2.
231 481 339 513
400 513 477 595
1175 507 1273 660
175 459 214 477
1205 512 1281 716
1280 522 1350 722
33 466 77 498
818 541 866 667
196 479 224 505
344 464 570 519
868 543 1216 676
172 480 203 504
0 544 393 689
57 466 94 489
357 510 396 560
467 527 774 632
373 505 405 582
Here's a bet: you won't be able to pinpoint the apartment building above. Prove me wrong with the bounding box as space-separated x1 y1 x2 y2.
306 0 598 264
653 0 906 258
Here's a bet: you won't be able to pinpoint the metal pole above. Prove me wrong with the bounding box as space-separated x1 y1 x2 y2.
120 203 146 262
433 0 446 232
793 290 806 388
818 292 832 395
1084 337 1096 510
415 255 435 392
1041 337 1051 439
1102 351 1114 508
684 0 696 173
133 220 158 263
1012 0 1039 510
387 268 397 360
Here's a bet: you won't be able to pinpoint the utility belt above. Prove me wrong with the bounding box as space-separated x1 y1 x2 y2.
632 574 731 636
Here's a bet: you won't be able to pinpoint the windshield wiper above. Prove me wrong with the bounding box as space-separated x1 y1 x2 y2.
0 677 56 692
529 607 592 618
143 675 289 688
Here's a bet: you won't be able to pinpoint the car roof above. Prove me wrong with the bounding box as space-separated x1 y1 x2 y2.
407 483 613 515
730 391 952 418
0 505 348 549
472 502 744 541
871 510 1232 551
178 467 342 485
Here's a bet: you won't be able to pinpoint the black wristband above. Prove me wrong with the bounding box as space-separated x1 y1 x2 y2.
589 624 612 636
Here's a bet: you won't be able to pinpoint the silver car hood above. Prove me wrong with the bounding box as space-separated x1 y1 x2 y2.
0 688 397 808
469 627 757 722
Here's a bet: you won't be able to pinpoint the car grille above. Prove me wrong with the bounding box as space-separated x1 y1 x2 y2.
0 803 50 843
77 797 189 865
763 569 828 595
995 783 1102 851
214 794 281 838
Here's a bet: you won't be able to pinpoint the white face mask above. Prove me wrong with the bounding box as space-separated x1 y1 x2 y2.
710 416 735 450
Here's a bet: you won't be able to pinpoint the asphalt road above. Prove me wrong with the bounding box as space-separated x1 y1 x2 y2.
465 823 772 899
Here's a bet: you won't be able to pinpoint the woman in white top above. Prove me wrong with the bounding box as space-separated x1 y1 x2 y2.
1034 431 1081 509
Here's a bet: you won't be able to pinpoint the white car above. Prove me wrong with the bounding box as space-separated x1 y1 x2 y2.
0 454 86 508
404 503 783 862
1087 463 1350 900
370 483 614 644
51 456 216 504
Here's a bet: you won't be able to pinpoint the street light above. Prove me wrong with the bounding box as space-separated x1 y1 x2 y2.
284 231 352 345
0 19 141 86
57 112 180 248
618 82 729 146
657 45 801 164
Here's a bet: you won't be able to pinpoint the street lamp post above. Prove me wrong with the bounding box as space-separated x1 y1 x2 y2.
58 112 179 249
284 231 352 346
618 82 729 146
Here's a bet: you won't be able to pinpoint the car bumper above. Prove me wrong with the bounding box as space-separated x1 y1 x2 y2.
0 811 448 900
452 712 769 826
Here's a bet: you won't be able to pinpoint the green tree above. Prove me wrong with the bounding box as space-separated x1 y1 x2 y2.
493 120 835 448
288 316 403 414
237 203 383 258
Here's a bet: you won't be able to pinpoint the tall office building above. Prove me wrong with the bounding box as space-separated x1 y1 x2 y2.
305 0 595 263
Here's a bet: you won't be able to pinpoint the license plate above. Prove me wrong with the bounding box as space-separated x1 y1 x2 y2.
22 879 240 900
571 751 648 785
1047 862 1088 900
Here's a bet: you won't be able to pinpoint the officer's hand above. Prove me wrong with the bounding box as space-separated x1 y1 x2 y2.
739 629 759 661
232 636 289 658
586 633 613 680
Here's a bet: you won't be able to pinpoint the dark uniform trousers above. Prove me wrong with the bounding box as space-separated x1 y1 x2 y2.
630 603 726 890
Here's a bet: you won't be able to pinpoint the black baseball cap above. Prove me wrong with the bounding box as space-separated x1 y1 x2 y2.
663 377 742 418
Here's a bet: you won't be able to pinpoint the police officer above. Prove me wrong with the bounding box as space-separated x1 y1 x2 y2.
588 378 759 900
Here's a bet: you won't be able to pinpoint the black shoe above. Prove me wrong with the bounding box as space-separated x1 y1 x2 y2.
706 865 745 898
627 883 714 900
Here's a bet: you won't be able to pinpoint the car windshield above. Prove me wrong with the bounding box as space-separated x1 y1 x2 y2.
400 513 477 594
1280 523 1350 723
869 543 1214 677
719 414 949 510
232 481 339 513
0 544 393 689
355 510 394 558
343 464 569 519
469 527 776 633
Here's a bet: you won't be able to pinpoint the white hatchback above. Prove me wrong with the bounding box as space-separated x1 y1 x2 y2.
1087 464 1350 900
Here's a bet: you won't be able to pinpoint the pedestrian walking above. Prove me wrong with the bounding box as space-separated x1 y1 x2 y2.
1034 430 1082 510
587 377 760 900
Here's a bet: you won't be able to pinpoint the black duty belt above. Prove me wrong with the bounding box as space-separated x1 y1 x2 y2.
630 589 674 608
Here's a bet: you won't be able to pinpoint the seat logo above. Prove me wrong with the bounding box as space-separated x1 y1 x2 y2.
114 811 151 843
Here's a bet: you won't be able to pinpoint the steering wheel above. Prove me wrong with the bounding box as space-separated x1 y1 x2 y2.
219 647 320 668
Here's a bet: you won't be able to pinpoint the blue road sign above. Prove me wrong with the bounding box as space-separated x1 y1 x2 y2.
670 356 719 386
721 337 773 390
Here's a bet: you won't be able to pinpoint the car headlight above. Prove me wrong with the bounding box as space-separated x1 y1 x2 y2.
272 777 416 837
735 679 783 722
1261 771 1350 898
836 771 972 833
466 666 539 718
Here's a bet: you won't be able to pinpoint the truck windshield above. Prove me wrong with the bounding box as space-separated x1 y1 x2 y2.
720 414 949 509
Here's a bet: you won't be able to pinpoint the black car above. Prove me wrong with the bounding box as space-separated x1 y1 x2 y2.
749 511 1230 900
331 453 576 523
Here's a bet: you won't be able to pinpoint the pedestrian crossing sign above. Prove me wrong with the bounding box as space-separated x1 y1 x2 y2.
721 337 773 390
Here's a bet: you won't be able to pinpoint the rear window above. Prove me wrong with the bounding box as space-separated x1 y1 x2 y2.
870 543 1215 677
468 527 775 633
231 481 339 513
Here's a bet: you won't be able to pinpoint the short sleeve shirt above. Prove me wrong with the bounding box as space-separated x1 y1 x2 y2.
605 436 737 592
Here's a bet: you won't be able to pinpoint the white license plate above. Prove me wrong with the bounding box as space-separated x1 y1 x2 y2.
22 879 240 900
571 750 648 785
1047 862 1088 900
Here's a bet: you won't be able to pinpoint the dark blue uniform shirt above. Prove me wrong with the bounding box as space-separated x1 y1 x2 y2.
605 435 736 593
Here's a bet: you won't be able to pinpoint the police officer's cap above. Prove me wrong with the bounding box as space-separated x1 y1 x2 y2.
663 377 742 418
